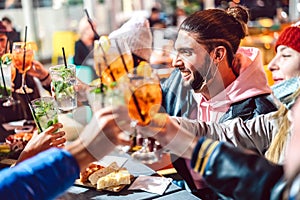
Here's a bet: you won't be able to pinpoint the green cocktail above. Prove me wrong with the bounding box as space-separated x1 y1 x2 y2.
49 64 77 112
31 97 59 133
86 82 123 112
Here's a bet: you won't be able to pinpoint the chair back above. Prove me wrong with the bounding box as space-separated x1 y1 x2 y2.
76 65 95 84
52 31 78 64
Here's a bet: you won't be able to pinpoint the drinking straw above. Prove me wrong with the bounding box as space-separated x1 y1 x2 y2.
84 9 100 40
4 33 9 53
0 62 9 96
22 86 43 132
115 40 129 73
22 26 27 72
115 40 145 122
62 47 67 68
98 42 116 82
0 33 9 96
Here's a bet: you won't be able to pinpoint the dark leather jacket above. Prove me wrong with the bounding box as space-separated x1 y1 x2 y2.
191 137 286 200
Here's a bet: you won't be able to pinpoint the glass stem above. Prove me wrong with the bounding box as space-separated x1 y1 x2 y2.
21 73 26 89
141 138 149 153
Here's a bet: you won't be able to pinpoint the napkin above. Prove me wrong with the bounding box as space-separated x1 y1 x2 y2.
128 175 172 195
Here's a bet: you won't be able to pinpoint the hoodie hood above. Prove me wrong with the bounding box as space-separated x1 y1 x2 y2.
206 47 271 108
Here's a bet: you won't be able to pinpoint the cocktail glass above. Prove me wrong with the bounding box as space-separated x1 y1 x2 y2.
1 60 20 106
86 83 123 113
49 64 77 112
12 42 34 94
31 97 59 133
93 37 133 85
119 66 163 164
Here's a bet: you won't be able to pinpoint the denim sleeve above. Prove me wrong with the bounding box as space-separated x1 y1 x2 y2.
0 148 80 200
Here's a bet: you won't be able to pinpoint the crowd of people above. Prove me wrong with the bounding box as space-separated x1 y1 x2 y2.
0 4 300 200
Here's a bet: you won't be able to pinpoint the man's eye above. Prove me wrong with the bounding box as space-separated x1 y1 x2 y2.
282 54 291 58
179 49 192 56
0 38 6 42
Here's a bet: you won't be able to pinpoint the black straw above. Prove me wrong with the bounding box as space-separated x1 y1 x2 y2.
115 40 145 122
62 47 67 68
22 26 27 71
0 62 9 96
84 9 100 40
4 33 9 53
98 43 116 82
22 86 43 132
115 40 129 73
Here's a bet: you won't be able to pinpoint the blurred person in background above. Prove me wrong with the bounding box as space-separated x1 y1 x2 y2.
171 7 187 28
1 16 20 52
148 7 166 28
74 16 98 80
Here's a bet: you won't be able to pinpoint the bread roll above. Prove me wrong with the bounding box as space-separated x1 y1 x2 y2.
80 163 104 183
97 169 131 190
88 162 119 185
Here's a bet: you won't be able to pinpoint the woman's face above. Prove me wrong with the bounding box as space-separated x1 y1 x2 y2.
268 45 300 85
0 33 8 57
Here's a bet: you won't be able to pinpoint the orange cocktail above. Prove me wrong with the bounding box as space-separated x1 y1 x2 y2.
94 37 133 85
12 42 34 94
127 83 162 126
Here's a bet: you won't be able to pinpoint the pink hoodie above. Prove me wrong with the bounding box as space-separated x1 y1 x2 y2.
193 47 271 122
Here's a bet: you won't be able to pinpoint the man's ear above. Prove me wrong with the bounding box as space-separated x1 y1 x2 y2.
213 46 226 62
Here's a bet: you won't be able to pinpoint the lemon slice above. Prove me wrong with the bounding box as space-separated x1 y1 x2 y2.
136 61 152 77
98 35 111 53
27 41 38 51
1 53 12 65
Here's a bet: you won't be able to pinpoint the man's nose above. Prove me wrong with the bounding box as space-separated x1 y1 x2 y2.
172 53 182 68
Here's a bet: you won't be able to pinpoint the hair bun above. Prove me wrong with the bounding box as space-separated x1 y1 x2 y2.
227 6 249 38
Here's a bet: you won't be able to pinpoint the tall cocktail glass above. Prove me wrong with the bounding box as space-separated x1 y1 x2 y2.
93 37 133 85
119 66 163 164
12 42 34 94
49 64 77 112
31 97 59 133
1 58 20 106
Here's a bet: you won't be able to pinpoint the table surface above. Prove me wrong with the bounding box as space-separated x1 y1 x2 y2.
57 151 199 200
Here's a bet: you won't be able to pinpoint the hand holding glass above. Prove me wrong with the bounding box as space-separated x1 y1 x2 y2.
31 97 59 133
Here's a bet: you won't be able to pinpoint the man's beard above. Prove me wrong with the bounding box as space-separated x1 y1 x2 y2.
182 70 205 91
190 71 205 91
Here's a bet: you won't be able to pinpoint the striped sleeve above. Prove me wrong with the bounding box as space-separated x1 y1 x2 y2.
191 137 221 175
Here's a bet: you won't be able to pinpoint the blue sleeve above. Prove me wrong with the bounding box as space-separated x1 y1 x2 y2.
0 148 80 200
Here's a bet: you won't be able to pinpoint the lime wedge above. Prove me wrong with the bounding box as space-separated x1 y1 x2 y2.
1 53 12 65
99 36 111 53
